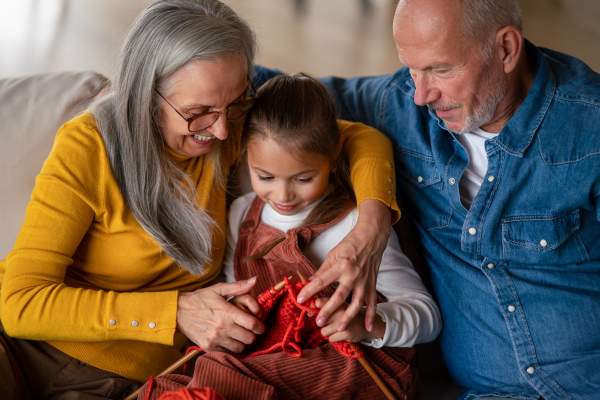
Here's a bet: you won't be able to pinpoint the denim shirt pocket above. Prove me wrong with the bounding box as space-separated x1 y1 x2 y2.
501 210 590 265
397 150 452 230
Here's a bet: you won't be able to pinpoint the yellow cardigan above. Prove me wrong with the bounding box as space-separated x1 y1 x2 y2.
0 112 399 382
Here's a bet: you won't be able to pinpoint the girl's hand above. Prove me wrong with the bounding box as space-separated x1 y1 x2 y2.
315 297 385 343
176 277 265 353
297 199 391 333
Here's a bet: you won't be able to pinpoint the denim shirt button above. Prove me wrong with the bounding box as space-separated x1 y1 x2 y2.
448 178 456 185
487 263 495 269
487 175 495 182
540 239 548 247
508 305 516 312
468 227 477 235
526 366 535 375
417 176 423 183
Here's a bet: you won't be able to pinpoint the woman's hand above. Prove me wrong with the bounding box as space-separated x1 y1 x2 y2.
297 199 391 333
229 294 263 319
176 277 265 353
315 297 385 343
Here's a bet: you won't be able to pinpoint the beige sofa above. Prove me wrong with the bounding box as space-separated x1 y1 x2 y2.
0 71 458 400
0 71 108 260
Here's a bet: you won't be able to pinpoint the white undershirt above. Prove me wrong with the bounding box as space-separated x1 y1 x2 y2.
455 128 499 208
223 192 442 348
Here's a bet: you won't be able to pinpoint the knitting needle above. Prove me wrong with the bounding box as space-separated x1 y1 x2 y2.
349 343 398 400
296 271 397 400
124 277 290 400
272 277 291 293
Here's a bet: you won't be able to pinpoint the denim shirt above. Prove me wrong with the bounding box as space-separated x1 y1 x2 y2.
255 40 600 400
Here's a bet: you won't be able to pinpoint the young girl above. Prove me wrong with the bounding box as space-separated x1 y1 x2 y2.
218 74 442 399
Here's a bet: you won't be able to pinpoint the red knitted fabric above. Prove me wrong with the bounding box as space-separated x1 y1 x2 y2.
238 277 362 359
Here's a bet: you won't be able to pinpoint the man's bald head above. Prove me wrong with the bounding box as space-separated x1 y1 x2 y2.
394 0 522 61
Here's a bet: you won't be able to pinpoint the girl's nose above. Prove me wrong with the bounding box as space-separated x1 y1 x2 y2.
275 183 293 203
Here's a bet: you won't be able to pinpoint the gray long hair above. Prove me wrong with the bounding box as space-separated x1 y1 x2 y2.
90 0 256 275
396 0 522 61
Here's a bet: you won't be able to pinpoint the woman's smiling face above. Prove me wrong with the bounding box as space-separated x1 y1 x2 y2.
158 55 248 158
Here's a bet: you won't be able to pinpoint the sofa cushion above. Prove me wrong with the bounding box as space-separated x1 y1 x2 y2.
0 71 108 259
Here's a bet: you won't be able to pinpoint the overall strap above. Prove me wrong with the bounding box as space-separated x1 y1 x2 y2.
234 195 353 298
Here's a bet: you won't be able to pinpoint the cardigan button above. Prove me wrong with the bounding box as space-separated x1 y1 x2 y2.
240 220 255 233
109 319 116 326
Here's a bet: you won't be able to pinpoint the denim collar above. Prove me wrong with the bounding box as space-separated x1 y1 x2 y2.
400 39 556 158
496 39 556 157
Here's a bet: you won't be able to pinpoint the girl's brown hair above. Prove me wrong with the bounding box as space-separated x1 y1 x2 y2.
240 73 356 261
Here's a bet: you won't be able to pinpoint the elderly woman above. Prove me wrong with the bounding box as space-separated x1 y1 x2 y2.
0 0 398 398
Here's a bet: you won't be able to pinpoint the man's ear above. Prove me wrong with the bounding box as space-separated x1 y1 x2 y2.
496 26 523 74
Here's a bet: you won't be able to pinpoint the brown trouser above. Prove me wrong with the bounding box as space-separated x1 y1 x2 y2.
0 322 141 400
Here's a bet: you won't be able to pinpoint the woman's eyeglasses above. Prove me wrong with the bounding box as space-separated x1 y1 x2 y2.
156 78 256 132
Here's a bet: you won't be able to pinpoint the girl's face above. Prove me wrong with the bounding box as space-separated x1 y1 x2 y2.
158 55 248 158
247 137 331 216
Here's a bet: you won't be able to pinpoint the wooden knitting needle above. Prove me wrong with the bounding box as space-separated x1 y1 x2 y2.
296 271 397 400
272 276 292 293
124 277 290 400
349 343 398 400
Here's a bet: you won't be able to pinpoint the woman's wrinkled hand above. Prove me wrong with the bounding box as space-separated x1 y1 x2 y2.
229 293 263 319
176 277 265 353
296 199 391 333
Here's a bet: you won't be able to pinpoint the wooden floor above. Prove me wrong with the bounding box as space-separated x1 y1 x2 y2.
0 0 599 79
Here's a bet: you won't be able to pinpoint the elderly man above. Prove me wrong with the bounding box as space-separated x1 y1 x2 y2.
256 0 600 398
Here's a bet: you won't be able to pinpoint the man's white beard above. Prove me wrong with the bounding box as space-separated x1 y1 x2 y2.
432 62 509 135
453 62 508 135
457 74 507 134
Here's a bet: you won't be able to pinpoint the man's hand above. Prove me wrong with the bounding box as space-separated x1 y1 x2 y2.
297 199 391 332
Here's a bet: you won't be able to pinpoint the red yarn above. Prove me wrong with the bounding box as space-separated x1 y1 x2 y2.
182 346 203 376
241 277 363 359
157 387 225 400
144 376 155 400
